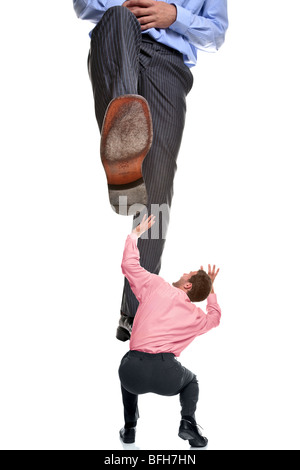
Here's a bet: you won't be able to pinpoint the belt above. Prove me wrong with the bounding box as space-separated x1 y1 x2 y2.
129 350 175 360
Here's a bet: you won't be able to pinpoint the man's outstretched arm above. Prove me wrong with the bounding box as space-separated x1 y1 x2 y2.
197 264 221 332
121 215 156 303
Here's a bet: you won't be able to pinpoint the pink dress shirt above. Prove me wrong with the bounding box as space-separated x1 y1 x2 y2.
121 233 221 357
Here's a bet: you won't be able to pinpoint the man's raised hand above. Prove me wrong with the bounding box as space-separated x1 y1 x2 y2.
201 265 220 294
132 214 156 238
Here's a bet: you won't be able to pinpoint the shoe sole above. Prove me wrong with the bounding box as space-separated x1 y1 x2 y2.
178 430 208 448
101 95 153 216
116 326 131 342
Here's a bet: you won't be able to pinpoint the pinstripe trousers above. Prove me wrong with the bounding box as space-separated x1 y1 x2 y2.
88 6 194 318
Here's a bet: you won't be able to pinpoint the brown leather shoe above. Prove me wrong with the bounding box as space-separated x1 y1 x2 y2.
101 95 153 216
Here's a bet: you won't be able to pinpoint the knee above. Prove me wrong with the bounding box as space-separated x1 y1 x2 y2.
93 5 139 40
185 374 199 390
190 376 199 398
192 375 199 385
92 6 137 43
102 5 134 23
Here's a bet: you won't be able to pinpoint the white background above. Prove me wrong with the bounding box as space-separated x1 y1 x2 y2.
0 0 299 450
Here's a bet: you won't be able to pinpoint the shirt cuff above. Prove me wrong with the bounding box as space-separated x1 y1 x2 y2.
169 4 192 36
105 0 124 9
207 293 218 305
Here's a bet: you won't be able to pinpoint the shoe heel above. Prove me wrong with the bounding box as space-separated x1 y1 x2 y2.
108 178 148 216
120 428 136 444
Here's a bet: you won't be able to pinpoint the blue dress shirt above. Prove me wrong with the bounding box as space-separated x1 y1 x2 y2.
73 0 228 67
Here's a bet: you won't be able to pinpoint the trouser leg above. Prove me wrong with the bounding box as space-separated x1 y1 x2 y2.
121 384 139 425
121 43 194 317
87 7 194 319
88 6 141 132
179 375 199 420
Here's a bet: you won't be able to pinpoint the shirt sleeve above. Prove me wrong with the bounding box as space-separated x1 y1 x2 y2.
170 0 228 52
196 293 221 334
73 0 124 23
121 233 156 303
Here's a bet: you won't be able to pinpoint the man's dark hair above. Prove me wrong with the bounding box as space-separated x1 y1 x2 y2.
187 270 212 302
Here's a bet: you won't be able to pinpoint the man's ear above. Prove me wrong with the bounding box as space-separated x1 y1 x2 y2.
184 282 193 292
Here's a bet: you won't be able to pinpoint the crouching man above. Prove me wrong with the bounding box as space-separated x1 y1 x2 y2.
118 215 221 448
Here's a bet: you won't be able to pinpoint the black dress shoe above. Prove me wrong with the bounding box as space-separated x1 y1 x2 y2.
119 427 136 444
178 419 208 448
116 313 134 342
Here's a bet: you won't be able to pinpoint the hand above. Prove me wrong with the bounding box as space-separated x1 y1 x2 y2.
132 214 156 238
122 0 177 31
201 265 220 294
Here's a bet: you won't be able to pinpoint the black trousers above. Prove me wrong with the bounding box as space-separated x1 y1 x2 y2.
118 351 199 425
88 6 193 318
